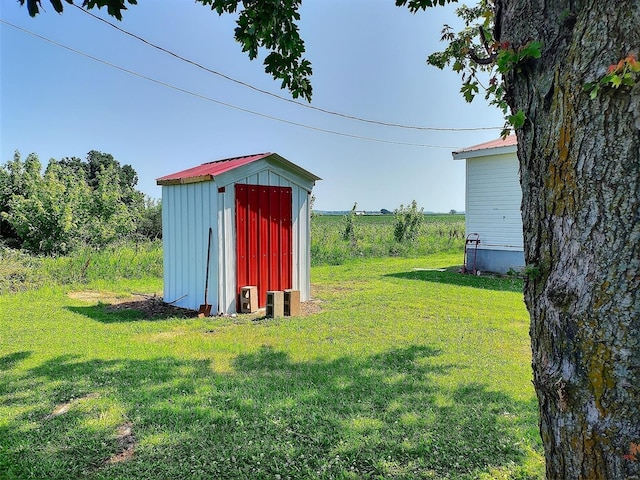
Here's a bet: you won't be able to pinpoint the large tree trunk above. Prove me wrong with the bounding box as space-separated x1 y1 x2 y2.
495 0 640 477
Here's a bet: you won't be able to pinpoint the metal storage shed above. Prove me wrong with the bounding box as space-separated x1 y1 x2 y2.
156 153 321 314
452 135 525 274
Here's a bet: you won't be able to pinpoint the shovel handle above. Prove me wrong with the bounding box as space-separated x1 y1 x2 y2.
204 227 212 305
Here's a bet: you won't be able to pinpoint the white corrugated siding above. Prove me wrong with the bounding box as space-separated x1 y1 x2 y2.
162 182 218 311
466 153 523 251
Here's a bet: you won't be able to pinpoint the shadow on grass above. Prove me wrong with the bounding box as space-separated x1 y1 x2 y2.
66 300 199 323
0 346 541 479
0 351 31 370
385 267 523 293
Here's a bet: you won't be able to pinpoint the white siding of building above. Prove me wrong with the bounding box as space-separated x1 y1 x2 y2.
465 153 523 251
161 182 218 312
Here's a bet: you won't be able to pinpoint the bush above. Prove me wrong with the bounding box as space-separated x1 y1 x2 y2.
341 202 358 245
0 151 159 255
393 200 424 243
136 197 162 240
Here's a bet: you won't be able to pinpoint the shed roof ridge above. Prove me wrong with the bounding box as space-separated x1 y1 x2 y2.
202 152 272 165
156 152 320 186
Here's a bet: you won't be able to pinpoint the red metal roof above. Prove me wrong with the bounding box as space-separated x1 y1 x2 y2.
453 135 517 155
156 153 273 185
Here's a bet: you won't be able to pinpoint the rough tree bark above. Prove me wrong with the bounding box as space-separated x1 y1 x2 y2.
496 0 640 477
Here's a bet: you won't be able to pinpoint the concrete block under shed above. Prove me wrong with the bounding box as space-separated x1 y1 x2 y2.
284 289 300 316
266 291 284 318
239 286 258 313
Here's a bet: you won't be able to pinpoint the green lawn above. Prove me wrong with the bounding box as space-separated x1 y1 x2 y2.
0 252 543 479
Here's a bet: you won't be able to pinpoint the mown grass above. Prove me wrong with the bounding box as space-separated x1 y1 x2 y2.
0 247 543 479
310 214 465 266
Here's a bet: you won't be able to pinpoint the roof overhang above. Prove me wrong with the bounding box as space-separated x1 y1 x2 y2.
452 135 517 160
266 152 322 182
156 174 213 186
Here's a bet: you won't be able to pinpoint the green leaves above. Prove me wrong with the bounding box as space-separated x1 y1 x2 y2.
49 0 65 14
20 0 136 20
585 54 640 99
496 41 542 73
211 0 313 101
83 0 137 21
393 200 424 244
461 81 480 102
508 110 526 129
22 0 313 100
423 2 543 133
341 202 358 245
395 0 456 13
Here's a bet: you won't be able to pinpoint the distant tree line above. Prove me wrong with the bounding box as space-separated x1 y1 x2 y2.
0 150 162 255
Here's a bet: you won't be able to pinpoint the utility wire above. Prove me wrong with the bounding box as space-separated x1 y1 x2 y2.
1 20 462 149
74 4 502 133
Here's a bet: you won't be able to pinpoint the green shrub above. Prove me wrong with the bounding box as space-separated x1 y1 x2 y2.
393 200 424 243
1 151 161 254
46 240 163 285
340 202 358 245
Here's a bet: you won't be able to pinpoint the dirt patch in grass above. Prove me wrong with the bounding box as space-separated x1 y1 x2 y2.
68 291 322 320
44 393 101 420
106 422 136 464
300 298 322 316
104 295 198 319
68 291 125 303
68 291 198 319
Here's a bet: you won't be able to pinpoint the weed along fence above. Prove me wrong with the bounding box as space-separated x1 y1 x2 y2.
157 153 321 314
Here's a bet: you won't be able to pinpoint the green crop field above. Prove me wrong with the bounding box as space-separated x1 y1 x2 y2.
310 214 466 266
0 235 543 479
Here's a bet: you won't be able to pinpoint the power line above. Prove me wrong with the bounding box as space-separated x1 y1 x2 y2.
1 20 462 149
74 4 502 133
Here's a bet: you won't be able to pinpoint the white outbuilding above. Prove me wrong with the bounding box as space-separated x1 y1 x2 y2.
452 136 525 274
156 153 321 314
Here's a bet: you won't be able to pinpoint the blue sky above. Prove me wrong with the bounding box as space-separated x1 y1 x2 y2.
1 0 504 212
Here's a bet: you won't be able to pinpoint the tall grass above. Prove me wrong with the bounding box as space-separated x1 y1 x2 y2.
1 215 464 292
311 214 465 266
0 247 46 294
46 241 163 284
0 241 163 294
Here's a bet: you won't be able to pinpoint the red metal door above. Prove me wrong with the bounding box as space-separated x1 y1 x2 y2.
236 184 292 308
